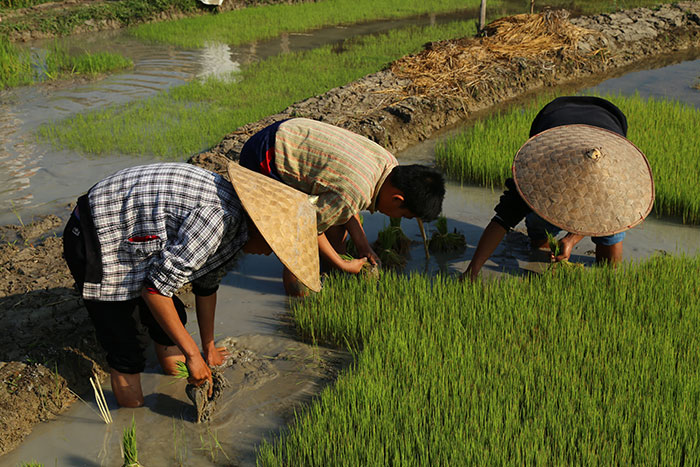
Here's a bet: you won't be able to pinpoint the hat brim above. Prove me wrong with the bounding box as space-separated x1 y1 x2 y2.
512 124 654 236
227 162 321 292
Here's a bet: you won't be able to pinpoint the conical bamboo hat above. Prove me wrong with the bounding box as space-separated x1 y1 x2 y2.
512 124 654 236
227 162 321 292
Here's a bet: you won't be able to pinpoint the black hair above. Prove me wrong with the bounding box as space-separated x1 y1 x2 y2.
389 165 445 221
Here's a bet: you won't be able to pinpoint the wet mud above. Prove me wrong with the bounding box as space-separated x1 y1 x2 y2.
1 2 700 459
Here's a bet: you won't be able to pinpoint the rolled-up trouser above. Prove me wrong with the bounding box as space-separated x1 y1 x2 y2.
525 212 626 246
63 204 187 374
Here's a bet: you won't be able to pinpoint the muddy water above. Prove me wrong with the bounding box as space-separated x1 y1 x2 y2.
1 19 700 467
0 9 475 226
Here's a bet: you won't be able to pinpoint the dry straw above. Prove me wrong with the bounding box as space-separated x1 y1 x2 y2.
89 371 112 424
390 10 599 101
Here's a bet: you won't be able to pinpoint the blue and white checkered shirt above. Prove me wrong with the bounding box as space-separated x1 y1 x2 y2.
83 163 248 301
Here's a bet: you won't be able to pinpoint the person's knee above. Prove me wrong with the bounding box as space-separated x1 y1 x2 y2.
155 344 185 375
110 369 144 408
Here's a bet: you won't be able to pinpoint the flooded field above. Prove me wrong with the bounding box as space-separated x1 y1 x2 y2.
1 6 699 464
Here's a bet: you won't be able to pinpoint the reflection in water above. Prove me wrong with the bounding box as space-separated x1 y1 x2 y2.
197 42 240 79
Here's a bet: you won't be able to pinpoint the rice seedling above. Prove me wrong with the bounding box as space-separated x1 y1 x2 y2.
19 462 43 467
129 0 482 48
373 217 411 270
428 215 466 252
38 19 477 157
259 254 700 465
1 37 132 89
121 416 141 467
435 93 700 224
173 360 190 379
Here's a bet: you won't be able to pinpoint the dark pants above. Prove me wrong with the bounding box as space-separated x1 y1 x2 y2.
63 202 187 374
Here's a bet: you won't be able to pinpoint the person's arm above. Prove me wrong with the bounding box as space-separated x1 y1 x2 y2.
318 233 367 273
195 292 228 367
344 214 380 265
461 220 508 281
141 289 213 395
554 233 584 262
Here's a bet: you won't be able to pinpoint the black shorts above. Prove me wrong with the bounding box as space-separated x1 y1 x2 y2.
63 201 187 374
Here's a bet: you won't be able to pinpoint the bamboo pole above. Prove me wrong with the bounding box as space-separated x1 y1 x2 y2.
479 0 487 33
417 219 430 262
530 0 535 14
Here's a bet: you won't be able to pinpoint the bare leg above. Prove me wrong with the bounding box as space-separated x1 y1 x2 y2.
283 266 310 297
110 369 145 408
155 343 186 375
595 242 623 265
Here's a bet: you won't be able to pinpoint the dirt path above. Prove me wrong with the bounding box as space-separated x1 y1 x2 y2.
1 2 699 458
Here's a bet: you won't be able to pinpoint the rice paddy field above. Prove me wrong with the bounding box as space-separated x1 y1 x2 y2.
37 19 478 157
257 255 700 465
435 93 700 224
0 36 133 88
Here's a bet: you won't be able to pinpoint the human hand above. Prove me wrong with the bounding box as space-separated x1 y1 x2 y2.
185 354 213 398
357 246 381 266
552 237 574 263
203 342 229 368
341 257 369 274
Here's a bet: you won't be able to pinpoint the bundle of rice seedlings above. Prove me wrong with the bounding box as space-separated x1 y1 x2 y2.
121 416 142 467
428 216 466 252
372 218 411 270
545 231 582 271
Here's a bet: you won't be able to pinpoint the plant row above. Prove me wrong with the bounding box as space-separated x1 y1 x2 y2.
258 255 700 465
0 37 132 88
435 93 700 224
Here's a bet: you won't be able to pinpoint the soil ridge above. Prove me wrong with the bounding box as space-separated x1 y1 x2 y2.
189 2 700 174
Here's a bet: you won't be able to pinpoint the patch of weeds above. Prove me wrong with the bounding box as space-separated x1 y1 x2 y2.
372 217 410 270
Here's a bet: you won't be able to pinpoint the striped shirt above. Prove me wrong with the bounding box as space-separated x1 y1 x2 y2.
83 163 248 301
273 118 398 233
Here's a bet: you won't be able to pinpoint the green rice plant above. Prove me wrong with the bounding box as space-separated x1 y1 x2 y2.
122 416 141 467
436 93 700 224
173 360 190 379
0 0 53 8
0 35 34 89
260 254 700 465
130 0 482 48
38 19 477 158
19 462 43 467
44 43 133 78
545 230 560 257
373 217 410 270
428 215 466 252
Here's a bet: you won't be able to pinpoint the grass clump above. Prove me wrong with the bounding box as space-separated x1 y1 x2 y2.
435 93 700 224
260 254 700 465
1 38 132 89
122 416 142 467
39 19 477 157
428 215 466 252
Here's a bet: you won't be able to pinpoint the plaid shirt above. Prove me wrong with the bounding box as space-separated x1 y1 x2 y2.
83 163 248 301
274 118 398 233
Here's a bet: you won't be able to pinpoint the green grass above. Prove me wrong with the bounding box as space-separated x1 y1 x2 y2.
0 0 52 8
258 255 700 465
0 37 133 88
0 0 199 39
435 93 700 224
38 19 477 158
130 0 483 48
129 0 674 48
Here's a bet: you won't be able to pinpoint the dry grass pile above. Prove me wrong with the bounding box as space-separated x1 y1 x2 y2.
390 10 600 100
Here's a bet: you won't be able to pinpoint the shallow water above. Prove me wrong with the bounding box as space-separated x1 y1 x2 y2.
0 9 474 226
1 17 700 466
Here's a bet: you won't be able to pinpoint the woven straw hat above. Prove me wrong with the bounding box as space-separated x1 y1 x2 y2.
227 162 321 292
512 124 654 236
